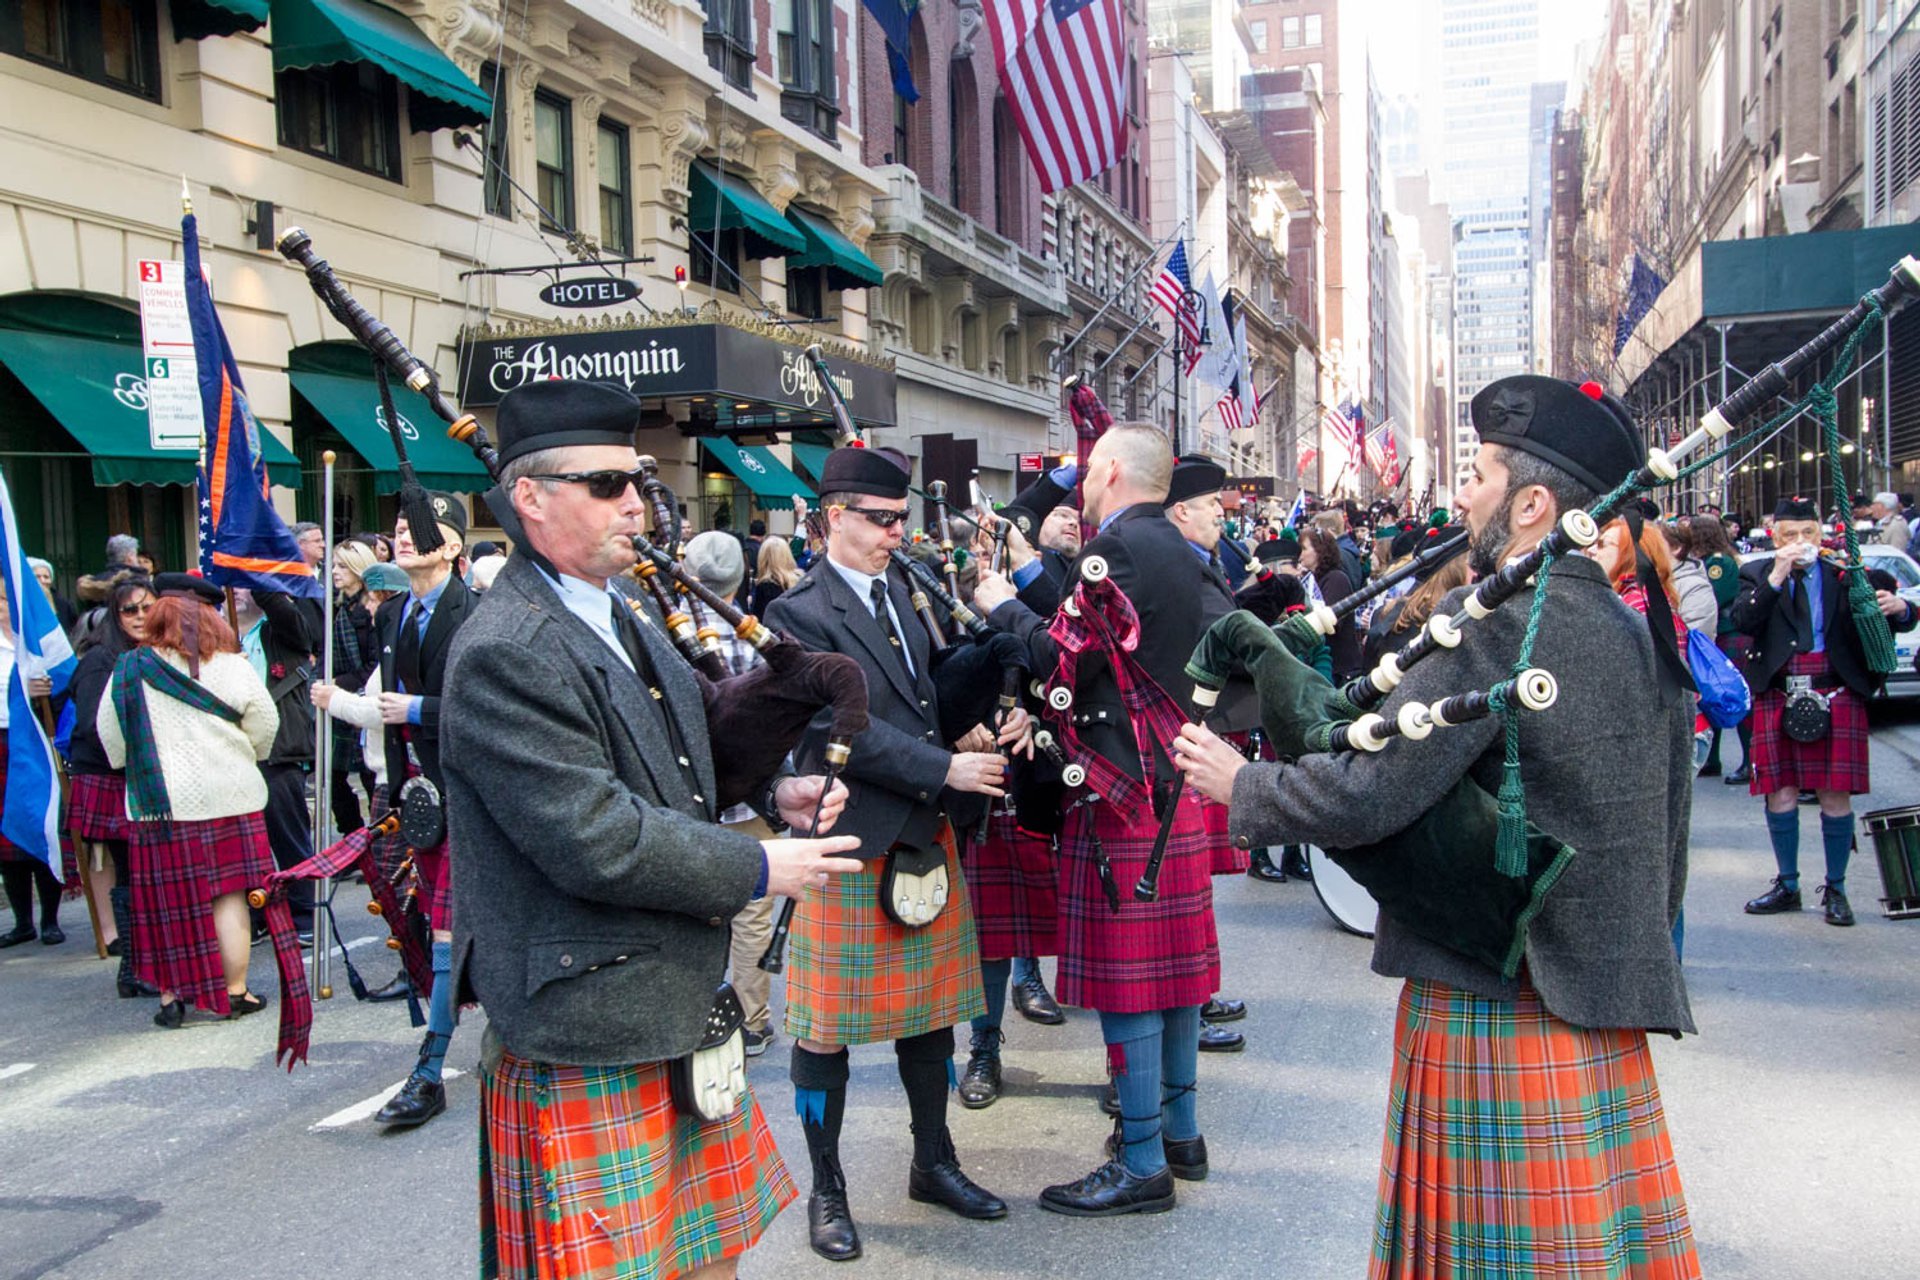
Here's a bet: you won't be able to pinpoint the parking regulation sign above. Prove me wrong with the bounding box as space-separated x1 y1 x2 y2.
136 260 203 451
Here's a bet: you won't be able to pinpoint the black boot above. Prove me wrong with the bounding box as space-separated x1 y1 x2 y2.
375 1034 448 1129
110 887 158 998
908 1127 1008 1219
794 1045 860 1261
1011 966 1065 1024
1279 845 1313 880
1246 847 1287 882
958 1026 1003 1109
807 1153 862 1262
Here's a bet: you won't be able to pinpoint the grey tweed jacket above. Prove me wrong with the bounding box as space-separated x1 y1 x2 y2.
1229 554 1697 1034
443 553 765 1066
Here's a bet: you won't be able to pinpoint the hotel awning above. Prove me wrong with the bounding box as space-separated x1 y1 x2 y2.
270 0 492 131
171 0 268 40
699 439 815 510
289 369 491 493
788 440 833 481
785 207 884 291
689 162 808 260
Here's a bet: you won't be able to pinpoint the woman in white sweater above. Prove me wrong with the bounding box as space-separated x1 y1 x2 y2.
97 575 279 1028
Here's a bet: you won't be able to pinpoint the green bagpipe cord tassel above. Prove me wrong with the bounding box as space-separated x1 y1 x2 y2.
1812 375 1900 677
1493 711 1529 879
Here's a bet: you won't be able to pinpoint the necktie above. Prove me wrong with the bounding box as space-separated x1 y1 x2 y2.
609 595 698 779
1786 573 1815 652
395 603 426 694
871 578 914 681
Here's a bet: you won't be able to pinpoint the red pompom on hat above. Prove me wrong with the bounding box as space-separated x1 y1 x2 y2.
1579 380 1605 400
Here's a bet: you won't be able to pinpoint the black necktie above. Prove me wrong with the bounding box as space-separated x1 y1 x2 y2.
871 579 913 681
1786 572 1815 652
395 604 426 694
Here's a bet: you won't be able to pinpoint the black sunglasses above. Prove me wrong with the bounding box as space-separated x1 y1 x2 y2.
838 504 910 529
526 468 647 501
118 601 154 616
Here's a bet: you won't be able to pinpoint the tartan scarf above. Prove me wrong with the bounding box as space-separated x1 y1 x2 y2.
112 648 245 821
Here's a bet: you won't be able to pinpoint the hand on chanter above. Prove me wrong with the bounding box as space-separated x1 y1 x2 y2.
973 569 1016 615
772 774 850 834
997 705 1036 759
1170 721 1246 806
761 835 863 900
945 751 1008 797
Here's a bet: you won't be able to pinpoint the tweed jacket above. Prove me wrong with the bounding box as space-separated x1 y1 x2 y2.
443 553 764 1066
765 556 984 856
376 574 475 792
1229 554 1697 1034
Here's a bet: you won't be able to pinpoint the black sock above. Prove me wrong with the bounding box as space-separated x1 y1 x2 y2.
33 864 60 928
791 1045 850 1191
896 1028 956 1167
1 862 34 932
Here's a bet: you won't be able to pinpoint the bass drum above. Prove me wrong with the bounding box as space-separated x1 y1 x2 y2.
1308 846 1378 938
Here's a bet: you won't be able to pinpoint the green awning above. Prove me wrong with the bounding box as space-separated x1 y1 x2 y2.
289 370 491 493
700 439 815 510
789 441 833 481
0 329 300 488
270 0 491 132
171 0 268 40
785 207 884 291
688 162 808 260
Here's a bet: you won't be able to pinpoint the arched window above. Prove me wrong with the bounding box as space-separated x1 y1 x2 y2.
947 57 979 217
993 93 1023 239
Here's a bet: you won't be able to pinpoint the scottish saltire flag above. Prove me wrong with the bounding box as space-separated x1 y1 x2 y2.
864 0 921 102
1284 490 1306 527
0 467 76 869
987 0 1128 193
183 215 321 600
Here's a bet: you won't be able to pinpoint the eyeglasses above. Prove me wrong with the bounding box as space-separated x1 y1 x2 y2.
836 504 910 530
118 602 153 616
526 468 647 501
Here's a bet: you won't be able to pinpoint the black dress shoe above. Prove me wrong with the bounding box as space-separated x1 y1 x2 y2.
1198 1021 1245 1053
375 1074 447 1128
153 999 187 1029
1163 1135 1208 1181
1724 765 1752 785
908 1130 1008 1219
118 976 161 999
1820 882 1856 927
807 1187 862 1261
1280 846 1313 880
106 938 124 958
1696 760 1722 778
1039 1159 1176 1217
1246 849 1287 882
37 924 64 946
1201 996 1246 1023
958 1029 1003 1110
225 990 268 1019
1012 969 1065 1025
365 973 411 1003
0 925 36 948
1744 878 1802 915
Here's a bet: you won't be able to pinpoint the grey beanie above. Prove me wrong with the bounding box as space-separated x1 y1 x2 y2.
683 531 745 600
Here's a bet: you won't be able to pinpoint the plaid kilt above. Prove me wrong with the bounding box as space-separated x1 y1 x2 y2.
68 772 130 843
480 1046 795 1280
1206 734 1256 875
1056 793 1221 1014
960 807 1059 962
412 838 453 933
1371 978 1699 1280
127 812 274 1017
1750 652 1871 796
784 823 986 1045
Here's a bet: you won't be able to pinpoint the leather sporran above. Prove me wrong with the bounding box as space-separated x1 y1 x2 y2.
1781 676 1834 744
880 845 949 928
396 775 447 848
669 983 747 1123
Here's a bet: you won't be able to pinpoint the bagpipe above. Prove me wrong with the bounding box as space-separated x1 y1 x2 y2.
1183 254 1920 973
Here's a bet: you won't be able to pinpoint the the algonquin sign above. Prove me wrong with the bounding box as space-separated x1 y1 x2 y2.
457 315 897 428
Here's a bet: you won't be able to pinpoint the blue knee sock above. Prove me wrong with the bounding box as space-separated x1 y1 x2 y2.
1100 1009 1166 1177
419 940 454 1083
973 958 1011 1037
1012 955 1039 984
1159 1006 1201 1142
1820 812 1852 890
1765 809 1800 888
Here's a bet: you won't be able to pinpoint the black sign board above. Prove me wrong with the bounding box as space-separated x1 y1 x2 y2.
1228 475 1275 498
457 322 896 428
539 276 643 308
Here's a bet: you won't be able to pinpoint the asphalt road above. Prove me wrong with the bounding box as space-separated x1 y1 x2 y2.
3 703 1917 1280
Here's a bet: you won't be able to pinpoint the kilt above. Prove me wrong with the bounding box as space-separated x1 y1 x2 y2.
1207 735 1256 875
784 823 986 1045
480 1043 795 1280
1055 792 1220 1014
413 838 453 933
1371 978 1699 1280
1749 652 1871 796
960 807 1059 962
127 812 274 1017
68 772 130 843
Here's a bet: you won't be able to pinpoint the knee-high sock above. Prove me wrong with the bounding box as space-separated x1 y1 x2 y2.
417 939 455 1083
973 957 1011 1037
1704 728 1723 770
1 862 34 932
896 1028 956 1167
32 862 60 928
1160 1006 1201 1142
1820 811 1853 889
791 1045 851 1190
1100 1009 1166 1177
1765 809 1800 887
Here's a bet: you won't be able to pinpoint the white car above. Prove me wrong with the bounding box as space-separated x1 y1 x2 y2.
1737 543 1920 696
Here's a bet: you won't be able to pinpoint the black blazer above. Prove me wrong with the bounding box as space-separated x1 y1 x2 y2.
1728 557 1916 699
377 573 477 791
766 557 983 856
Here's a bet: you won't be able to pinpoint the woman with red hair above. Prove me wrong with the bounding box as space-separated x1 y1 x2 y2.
97 574 279 1028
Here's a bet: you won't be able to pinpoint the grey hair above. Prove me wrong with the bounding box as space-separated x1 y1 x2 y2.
289 521 322 539
1499 446 1596 518
26 556 52 576
1874 491 1899 509
106 533 140 563
1097 423 1175 499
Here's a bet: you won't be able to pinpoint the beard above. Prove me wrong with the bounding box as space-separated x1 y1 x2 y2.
1467 485 1518 579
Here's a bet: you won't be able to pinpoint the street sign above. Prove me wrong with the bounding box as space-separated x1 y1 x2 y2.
136 260 203 451
538 276 643 308
1017 452 1044 473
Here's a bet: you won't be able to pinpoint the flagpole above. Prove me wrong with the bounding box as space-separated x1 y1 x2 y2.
312 451 336 999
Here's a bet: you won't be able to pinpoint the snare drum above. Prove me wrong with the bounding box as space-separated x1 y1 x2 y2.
1862 804 1920 920
1308 846 1378 938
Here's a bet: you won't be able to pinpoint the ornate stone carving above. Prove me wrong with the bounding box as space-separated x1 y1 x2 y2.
429 0 501 78
630 0 668 28
954 0 983 59
718 121 751 164
658 105 710 207
513 60 542 143
750 134 801 211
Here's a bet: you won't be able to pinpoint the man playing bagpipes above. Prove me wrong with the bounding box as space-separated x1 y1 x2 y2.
1171 376 1704 1278
764 445 1031 1261
439 381 863 1280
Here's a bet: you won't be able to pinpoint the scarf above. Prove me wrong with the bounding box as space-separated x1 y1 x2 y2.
112 648 245 820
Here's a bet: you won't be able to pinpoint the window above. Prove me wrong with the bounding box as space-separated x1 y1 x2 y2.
1282 16 1300 47
534 91 572 232
1250 19 1268 53
776 0 837 139
277 62 402 181
787 265 828 318
1304 13 1321 45
597 121 631 255
480 61 512 218
949 60 978 215
993 95 1022 237
893 93 910 164
691 228 743 293
702 0 754 91
3 0 159 101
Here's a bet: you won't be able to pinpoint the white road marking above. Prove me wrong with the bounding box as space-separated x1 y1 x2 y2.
0 1063 36 1081
342 934 382 951
309 1068 466 1131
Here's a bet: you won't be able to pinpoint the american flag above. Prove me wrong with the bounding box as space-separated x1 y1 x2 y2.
986 0 1130 195
1295 446 1317 479
1216 390 1244 434
1150 241 1203 349
1364 425 1389 473
1321 402 1361 467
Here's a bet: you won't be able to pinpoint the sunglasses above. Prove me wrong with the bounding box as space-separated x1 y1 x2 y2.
118 602 154 616
837 504 910 529
526 468 646 501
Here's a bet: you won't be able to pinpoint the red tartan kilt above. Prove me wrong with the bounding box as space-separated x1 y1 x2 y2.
959 808 1059 961
67 772 130 843
412 839 452 932
1749 654 1871 795
1056 792 1221 1014
127 811 274 1014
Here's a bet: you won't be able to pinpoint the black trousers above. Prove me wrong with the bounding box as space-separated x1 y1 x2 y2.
261 761 316 929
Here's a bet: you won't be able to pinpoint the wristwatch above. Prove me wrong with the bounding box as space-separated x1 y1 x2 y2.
758 776 792 834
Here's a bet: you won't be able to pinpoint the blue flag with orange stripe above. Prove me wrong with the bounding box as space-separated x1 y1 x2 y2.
184 215 321 599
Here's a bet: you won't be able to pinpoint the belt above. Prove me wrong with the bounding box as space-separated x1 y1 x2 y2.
1778 675 1843 692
